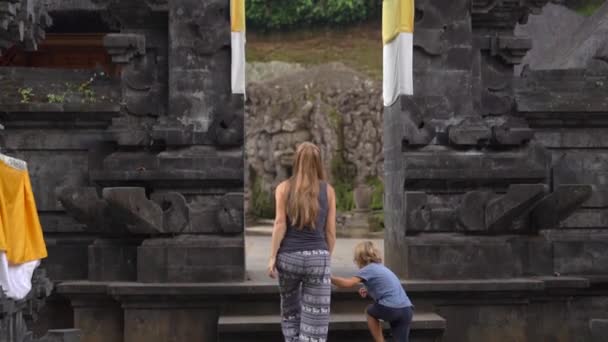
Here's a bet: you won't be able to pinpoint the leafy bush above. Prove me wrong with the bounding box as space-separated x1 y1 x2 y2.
246 0 381 30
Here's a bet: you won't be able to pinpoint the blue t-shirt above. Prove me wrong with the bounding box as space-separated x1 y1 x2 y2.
356 263 412 309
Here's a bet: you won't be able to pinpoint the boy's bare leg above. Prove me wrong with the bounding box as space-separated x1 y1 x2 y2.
366 313 385 342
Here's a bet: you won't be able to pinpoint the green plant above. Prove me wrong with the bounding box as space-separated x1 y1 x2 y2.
18 88 34 103
251 176 275 219
366 176 384 211
368 210 384 232
331 153 356 212
246 0 380 30
46 93 65 104
573 0 605 16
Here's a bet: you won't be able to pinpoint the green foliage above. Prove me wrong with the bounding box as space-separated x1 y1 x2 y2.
331 153 356 212
46 93 65 104
366 176 384 211
334 181 355 212
251 176 275 219
18 88 34 103
246 0 381 30
572 0 605 16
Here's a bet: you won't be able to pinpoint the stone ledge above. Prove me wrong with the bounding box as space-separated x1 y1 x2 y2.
218 312 446 332
89 170 244 186
57 276 594 298
1 103 120 114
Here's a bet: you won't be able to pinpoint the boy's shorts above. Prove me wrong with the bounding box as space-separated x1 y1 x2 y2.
367 303 414 341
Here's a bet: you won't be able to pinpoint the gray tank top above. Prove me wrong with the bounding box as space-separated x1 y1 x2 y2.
279 181 329 253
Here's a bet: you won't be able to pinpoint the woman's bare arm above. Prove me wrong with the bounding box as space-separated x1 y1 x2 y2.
269 182 288 262
325 184 337 255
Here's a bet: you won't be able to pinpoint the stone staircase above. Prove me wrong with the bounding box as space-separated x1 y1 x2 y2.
218 288 446 342
219 312 445 342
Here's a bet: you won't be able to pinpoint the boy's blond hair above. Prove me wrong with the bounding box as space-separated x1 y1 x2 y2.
354 241 382 267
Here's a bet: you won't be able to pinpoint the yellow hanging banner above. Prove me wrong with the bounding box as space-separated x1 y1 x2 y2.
231 0 246 32
382 0 414 45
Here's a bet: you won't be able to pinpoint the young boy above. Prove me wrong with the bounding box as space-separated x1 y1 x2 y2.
331 241 413 342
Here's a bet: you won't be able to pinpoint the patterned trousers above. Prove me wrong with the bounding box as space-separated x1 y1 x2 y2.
276 250 331 342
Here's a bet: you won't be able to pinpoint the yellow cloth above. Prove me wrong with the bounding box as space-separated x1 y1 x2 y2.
383 0 415 45
0 161 47 265
231 0 246 32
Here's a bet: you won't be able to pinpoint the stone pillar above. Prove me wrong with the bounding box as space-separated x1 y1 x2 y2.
168 0 230 130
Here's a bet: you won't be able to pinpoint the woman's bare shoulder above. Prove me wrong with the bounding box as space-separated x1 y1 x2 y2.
276 180 290 193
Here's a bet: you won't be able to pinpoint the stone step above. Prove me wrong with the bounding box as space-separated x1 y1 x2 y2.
219 312 445 342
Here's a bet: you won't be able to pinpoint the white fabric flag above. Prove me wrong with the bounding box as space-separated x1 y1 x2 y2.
231 0 246 95
383 0 415 106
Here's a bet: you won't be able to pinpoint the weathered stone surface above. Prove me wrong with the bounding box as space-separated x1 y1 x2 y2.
538 2 608 69
103 33 145 64
457 191 493 231
36 329 81 342
102 187 163 235
150 192 189 234
554 240 608 275
88 239 138 281
137 235 245 282
515 3 584 73
515 69 608 113
402 235 525 279
56 187 107 229
168 0 230 131
590 319 608 342
492 118 535 146
485 184 547 233
448 118 492 146
217 193 244 234
531 184 593 230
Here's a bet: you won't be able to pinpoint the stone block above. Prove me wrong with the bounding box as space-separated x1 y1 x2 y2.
492 120 535 146
447 119 492 146
150 192 189 234
485 184 547 233
531 184 593 230
217 193 245 234
88 239 139 282
124 307 218 342
137 235 245 282
554 240 608 275
103 33 146 64
102 187 163 235
590 319 608 342
399 234 526 279
44 237 92 281
457 191 493 232
73 299 123 342
37 329 81 342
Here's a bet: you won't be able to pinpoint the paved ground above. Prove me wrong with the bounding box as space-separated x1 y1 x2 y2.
245 234 384 282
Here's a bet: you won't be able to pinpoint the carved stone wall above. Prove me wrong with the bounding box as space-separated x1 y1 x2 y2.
1 0 245 286
384 0 600 279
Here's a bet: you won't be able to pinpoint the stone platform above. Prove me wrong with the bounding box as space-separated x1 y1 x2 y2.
55 276 608 342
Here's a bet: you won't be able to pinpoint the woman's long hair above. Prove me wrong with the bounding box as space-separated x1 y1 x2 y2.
287 142 326 230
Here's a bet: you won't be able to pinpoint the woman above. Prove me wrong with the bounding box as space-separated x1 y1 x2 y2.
267 142 337 342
